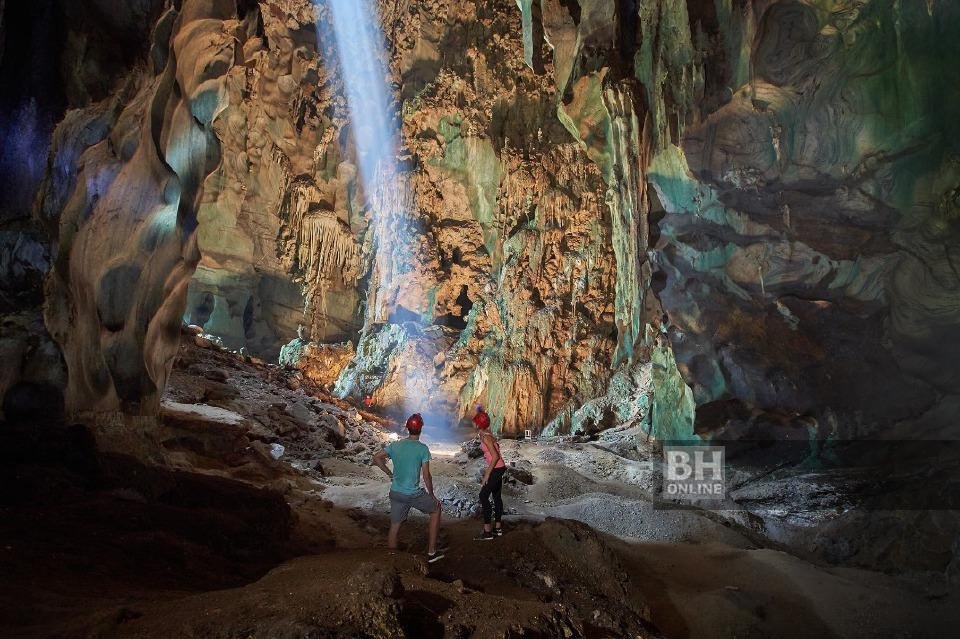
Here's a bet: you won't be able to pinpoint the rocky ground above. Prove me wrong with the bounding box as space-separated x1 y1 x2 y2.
1 339 957 638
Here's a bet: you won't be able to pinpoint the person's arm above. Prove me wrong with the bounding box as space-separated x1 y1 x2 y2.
372 450 393 480
481 433 501 485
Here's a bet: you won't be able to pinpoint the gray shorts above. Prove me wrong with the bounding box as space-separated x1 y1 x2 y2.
389 489 438 523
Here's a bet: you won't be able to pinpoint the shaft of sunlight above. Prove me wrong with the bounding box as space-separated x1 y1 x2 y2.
323 0 397 183
319 1 454 431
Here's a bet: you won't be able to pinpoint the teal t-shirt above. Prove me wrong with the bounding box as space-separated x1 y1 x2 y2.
386 439 431 495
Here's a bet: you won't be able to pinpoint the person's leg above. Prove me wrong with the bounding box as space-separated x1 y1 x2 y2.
492 468 505 527
428 509 441 554
411 491 443 558
388 522 401 550
479 481 493 532
388 492 410 550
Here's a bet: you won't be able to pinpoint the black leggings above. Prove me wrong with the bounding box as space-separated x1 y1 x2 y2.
479 467 506 524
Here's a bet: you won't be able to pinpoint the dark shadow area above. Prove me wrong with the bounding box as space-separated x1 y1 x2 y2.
243 295 256 337
0 0 65 225
0 0 164 226
189 291 215 328
1 382 64 422
434 286 472 330
0 419 300 605
400 590 452 638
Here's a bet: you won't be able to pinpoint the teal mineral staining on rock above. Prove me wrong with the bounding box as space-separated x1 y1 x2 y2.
649 336 697 443
544 362 654 437
516 0 537 71
824 255 884 302
557 75 648 369
278 336 308 367
633 0 696 150
501 226 533 261
436 114 463 143
429 117 503 267
333 322 408 399
697 357 729 406
556 71 614 182
421 286 439 324
648 145 727 225
474 357 542 436
452 300 482 353
713 0 752 91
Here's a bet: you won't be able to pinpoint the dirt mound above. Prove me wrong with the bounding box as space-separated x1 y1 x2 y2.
0 416 662 638
98 518 660 639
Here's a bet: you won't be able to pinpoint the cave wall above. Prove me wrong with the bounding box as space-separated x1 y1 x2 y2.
175 0 628 434
36 0 258 415
0 0 168 419
182 0 366 360
29 0 960 438
514 0 960 438
0 0 167 227
657 0 960 438
32 0 623 429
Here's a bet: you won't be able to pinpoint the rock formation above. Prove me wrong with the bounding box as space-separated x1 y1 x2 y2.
35 0 253 416
640 0 960 439
3 3 960 631
8 0 958 441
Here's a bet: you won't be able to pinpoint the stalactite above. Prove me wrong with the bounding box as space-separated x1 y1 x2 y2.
296 211 359 283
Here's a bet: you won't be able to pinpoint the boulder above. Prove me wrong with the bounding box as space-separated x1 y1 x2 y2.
293 341 355 388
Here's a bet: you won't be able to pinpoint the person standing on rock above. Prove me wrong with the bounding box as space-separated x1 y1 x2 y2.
372 413 444 562
473 406 506 540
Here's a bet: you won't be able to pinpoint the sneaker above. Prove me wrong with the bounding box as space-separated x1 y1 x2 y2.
427 551 445 563
494 527 504 537
474 531 495 541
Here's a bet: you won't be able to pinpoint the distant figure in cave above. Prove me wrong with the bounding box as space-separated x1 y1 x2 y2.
473 405 506 540
372 413 444 562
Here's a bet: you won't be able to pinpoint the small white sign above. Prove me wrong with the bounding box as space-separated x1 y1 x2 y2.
524 429 533 440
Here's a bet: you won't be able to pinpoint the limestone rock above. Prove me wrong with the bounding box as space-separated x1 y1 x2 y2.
526 0 960 438
37 0 246 416
28 0 960 442
0 231 49 311
294 341 355 388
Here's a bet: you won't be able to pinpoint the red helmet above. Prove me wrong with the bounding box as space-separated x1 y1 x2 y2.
405 413 424 434
472 410 490 430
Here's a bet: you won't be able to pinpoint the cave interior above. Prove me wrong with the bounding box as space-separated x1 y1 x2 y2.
0 0 958 637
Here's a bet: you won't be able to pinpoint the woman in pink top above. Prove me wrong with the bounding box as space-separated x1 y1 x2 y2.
473 406 506 540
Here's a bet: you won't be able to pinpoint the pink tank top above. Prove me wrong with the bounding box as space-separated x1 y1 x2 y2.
481 434 506 469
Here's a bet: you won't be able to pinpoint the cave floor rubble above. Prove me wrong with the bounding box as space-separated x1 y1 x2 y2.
1 341 956 638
